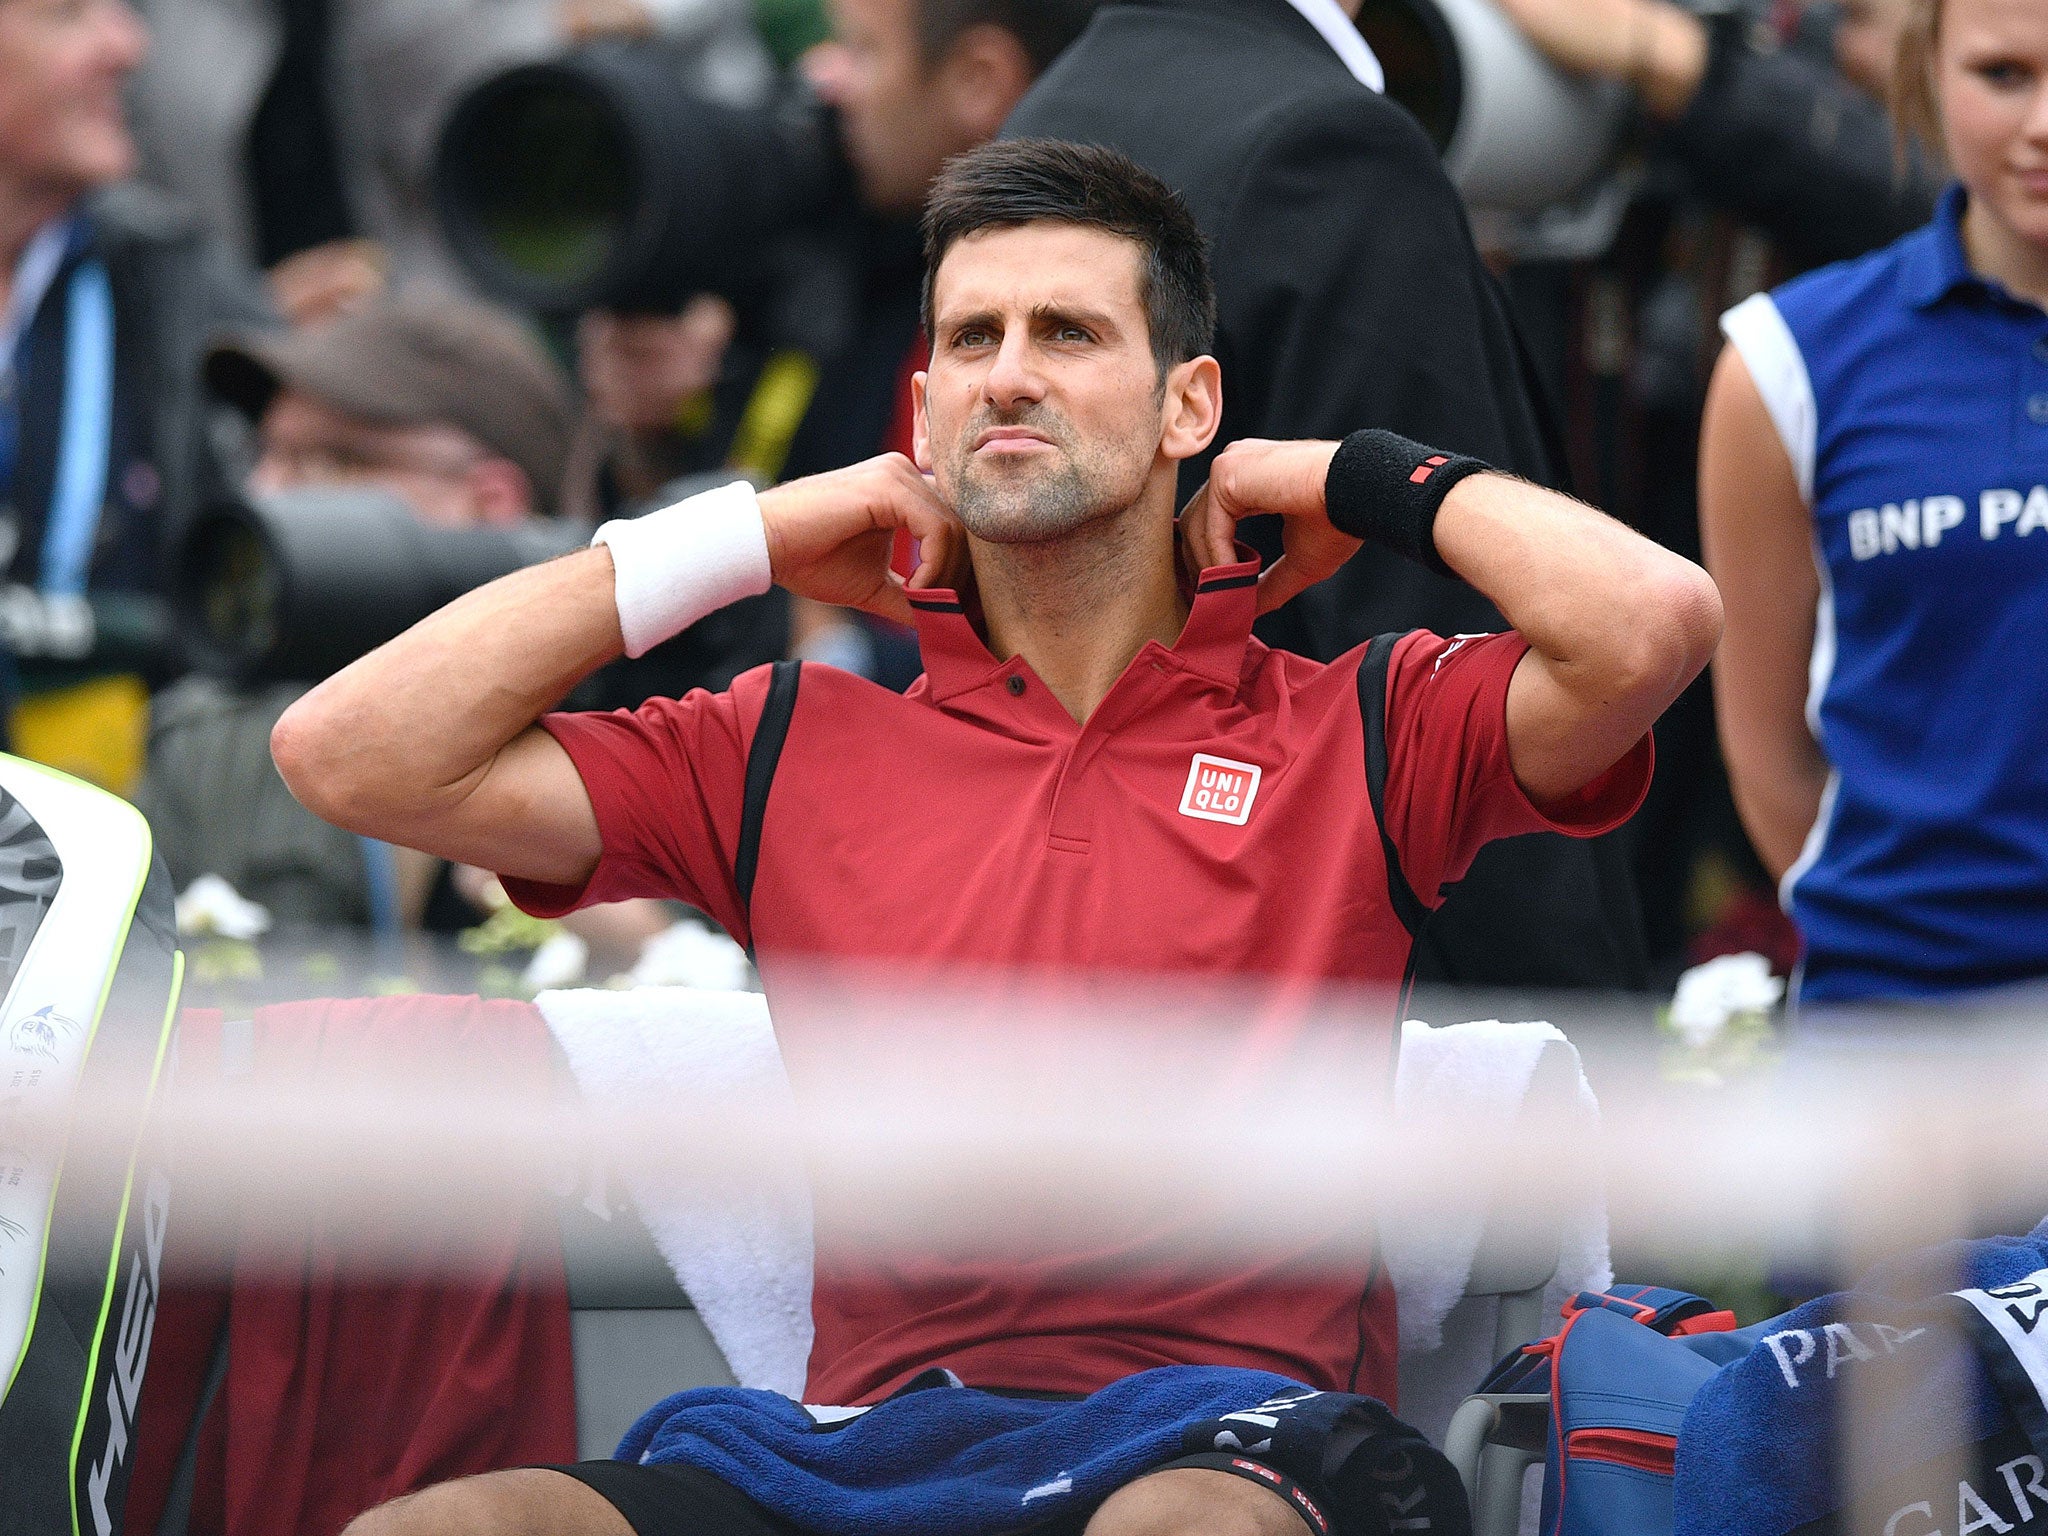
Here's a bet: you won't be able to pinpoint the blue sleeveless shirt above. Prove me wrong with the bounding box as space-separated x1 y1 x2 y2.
1721 187 2048 1004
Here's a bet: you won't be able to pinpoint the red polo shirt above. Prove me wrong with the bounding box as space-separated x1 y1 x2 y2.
506 555 1651 1406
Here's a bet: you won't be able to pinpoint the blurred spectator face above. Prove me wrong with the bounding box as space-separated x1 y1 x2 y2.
211 297 572 527
251 391 535 529
914 223 1171 544
1834 0 1907 96
808 0 1029 213
0 0 146 203
1938 0 2048 251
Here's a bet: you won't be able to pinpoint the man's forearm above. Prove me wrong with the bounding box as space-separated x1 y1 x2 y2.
272 547 624 837
1431 472 1720 809
1434 474 1720 704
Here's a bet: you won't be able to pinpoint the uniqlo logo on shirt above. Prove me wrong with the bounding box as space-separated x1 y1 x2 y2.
1179 754 1261 826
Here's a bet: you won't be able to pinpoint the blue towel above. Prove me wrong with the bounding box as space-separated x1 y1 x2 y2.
1674 1220 2048 1536
616 1364 1467 1535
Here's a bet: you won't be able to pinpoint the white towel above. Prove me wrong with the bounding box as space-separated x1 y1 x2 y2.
1387 1019 1613 1445
1386 1018 1612 1353
536 993 1610 1416
538 986 813 1398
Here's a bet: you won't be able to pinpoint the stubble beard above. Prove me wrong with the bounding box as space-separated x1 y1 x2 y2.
946 412 1146 546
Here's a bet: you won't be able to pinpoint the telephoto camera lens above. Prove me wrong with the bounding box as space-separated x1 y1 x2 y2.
175 488 591 684
1359 0 1626 213
433 41 847 315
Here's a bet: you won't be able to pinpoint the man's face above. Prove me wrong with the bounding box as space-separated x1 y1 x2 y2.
252 390 518 528
914 223 1172 546
809 0 970 213
0 0 146 204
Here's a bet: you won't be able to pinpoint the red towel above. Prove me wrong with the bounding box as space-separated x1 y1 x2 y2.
127 996 576 1536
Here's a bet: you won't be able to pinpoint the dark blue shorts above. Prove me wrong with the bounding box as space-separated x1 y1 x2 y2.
549 1450 1334 1536
543 1363 1463 1536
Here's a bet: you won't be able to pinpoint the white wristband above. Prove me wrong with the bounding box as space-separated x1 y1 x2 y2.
592 480 773 658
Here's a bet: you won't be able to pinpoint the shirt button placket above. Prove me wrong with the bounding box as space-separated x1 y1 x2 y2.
2022 329 2048 445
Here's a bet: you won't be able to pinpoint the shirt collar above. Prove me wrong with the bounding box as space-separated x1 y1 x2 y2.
1282 0 1385 91
908 550 1264 706
1899 184 1985 311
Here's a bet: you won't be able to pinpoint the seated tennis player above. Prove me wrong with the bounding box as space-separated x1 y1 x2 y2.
276 138 1720 1536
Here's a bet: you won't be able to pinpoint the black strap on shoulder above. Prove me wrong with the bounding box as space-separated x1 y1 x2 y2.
735 659 802 921
1356 633 1430 942
1354 633 1430 1388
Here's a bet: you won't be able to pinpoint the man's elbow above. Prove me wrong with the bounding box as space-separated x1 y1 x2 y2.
271 693 372 831
1620 559 1724 706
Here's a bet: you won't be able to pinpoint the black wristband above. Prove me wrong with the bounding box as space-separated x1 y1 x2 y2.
1323 429 1491 577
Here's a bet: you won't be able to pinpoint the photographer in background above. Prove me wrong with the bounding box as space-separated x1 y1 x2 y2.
0 0 269 794
135 296 581 934
144 294 783 960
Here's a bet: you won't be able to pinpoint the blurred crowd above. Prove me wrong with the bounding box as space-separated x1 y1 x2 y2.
0 0 2028 1013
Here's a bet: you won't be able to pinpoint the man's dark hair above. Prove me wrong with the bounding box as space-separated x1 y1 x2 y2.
914 0 1100 76
920 139 1217 373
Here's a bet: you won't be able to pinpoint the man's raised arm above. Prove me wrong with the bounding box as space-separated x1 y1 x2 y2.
271 456 958 887
1184 432 1722 807
271 543 623 888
